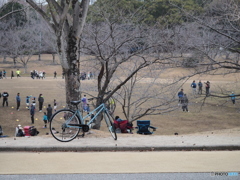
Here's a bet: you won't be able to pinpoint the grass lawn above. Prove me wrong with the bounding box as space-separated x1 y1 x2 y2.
0 55 240 137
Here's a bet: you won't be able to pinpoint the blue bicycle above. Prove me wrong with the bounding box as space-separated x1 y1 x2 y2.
50 95 117 142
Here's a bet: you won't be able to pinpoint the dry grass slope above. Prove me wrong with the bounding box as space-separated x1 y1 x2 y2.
0 55 240 137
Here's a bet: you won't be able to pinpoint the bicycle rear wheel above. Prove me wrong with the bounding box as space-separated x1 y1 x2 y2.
50 109 81 142
104 111 117 140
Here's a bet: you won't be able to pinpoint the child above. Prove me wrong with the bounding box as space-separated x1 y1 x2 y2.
42 112 48 128
32 97 36 106
26 96 31 109
53 99 57 112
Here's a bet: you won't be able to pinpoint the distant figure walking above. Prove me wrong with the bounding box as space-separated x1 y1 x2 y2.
16 69 21 78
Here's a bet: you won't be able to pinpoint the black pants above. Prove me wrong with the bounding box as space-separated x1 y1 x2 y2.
17 101 20 110
182 105 188 112
39 102 43 111
2 98 8 106
206 87 210 96
31 114 34 124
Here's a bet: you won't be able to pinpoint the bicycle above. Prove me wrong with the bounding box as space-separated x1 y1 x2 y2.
49 94 117 142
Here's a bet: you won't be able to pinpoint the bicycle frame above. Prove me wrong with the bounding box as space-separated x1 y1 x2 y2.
65 103 108 128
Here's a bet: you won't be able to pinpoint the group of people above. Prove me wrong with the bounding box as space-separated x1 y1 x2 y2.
0 92 58 128
80 72 94 80
190 80 210 96
0 69 21 79
178 79 237 112
30 70 46 79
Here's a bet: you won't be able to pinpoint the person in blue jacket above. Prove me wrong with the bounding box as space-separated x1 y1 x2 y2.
191 80 197 96
230 92 236 105
178 89 184 104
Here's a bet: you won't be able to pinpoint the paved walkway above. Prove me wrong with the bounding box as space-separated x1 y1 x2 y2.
0 130 240 151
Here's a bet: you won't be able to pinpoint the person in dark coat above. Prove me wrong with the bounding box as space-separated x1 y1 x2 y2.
46 104 53 123
181 94 189 112
16 93 21 111
2 91 9 107
38 94 44 112
30 104 35 124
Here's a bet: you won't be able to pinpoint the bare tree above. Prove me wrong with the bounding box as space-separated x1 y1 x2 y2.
115 65 180 122
80 1 187 128
26 0 90 106
171 0 240 74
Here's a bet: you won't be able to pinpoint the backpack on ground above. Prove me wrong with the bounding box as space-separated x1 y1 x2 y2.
29 126 39 136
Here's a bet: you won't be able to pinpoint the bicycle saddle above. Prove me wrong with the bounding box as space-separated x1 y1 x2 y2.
70 100 82 105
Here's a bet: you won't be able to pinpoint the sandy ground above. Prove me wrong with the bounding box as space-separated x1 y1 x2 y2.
0 128 240 151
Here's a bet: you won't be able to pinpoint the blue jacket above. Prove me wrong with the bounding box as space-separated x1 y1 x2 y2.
191 82 196 88
30 106 35 115
16 95 21 102
178 91 184 98
230 93 235 100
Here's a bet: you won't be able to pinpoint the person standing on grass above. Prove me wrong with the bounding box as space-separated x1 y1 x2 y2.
54 71 57 78
205 81 210 96
26 96 30 109
38 94 44 112
198 80 203 95
181 94 189 112
46 104 53 123
191 80 197 96
53 99 57 112
2 91 9 107
177 89 184 104
30 104 35 124
230 92 236 105
11 71 14 79
32 97 36 106
16 93 21 111
42 112 48 128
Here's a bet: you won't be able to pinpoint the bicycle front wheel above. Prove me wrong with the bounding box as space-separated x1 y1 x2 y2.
104 111 117 140
50 109 81 142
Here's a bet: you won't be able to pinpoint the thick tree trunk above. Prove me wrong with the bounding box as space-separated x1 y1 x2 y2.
59 29 81 109
64 71 80 108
